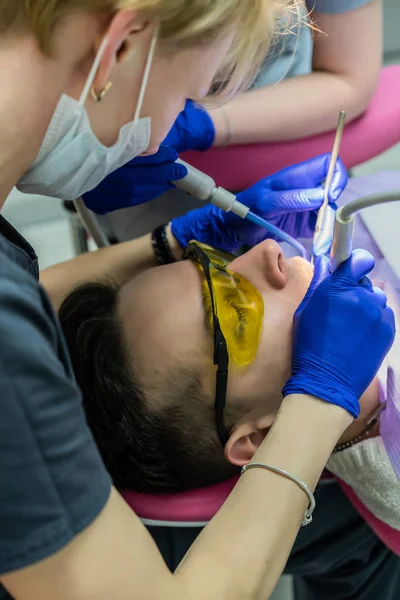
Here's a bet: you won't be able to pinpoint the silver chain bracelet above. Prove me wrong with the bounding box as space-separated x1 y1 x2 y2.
241 462 316 526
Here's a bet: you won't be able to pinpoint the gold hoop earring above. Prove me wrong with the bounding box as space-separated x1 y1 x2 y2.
90 81 112 103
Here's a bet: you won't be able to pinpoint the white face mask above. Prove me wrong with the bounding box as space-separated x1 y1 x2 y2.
17 33 157 201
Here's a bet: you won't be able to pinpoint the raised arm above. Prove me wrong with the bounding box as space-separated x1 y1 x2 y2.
209 0 383 144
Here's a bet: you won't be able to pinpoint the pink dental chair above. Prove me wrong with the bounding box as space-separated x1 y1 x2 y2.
123 478 237 528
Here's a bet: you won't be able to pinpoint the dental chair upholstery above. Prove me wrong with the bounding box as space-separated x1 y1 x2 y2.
122 478 237 527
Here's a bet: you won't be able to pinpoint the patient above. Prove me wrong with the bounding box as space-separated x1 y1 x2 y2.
59 239 384 495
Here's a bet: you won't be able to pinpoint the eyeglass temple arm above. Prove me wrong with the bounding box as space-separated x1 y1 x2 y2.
214 330 229 446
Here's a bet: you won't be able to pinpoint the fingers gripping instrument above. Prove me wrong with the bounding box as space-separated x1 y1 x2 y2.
173 159 307 257
173 159 248 217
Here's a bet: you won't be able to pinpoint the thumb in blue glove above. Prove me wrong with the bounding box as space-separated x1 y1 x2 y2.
295 254 331 313
172 153 347 253
83 146 188 215
282 250 396 418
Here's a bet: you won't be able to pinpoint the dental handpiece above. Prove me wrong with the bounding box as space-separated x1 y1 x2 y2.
173 159 308 258
174 159 248 217
330 191 400 271
312 110 346 259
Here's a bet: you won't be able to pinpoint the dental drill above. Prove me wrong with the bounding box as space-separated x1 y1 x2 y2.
330 191 400 271
173 159 308 258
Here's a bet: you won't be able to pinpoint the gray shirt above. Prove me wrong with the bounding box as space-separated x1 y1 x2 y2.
0 217 111 599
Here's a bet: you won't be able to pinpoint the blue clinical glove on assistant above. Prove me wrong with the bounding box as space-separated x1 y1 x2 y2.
163 99 215 152
282 250 396 418
83 146 188 215
171 153 347 253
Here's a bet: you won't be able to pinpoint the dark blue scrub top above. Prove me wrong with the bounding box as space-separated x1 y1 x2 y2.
0 217 111 599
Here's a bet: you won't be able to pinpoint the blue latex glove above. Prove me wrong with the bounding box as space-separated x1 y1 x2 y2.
171 154 347 252
83 146 188 215
83 100 213 214
163 100 215 152
282 250 396 418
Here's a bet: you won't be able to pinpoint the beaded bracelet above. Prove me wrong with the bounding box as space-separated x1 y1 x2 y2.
151 224 177 265
333 402 386 453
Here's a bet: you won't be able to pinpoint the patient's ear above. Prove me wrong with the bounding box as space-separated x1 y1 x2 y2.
225 415 273 467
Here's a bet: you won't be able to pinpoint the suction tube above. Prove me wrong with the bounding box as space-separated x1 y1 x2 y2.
330 191 400 271
245 211 308 258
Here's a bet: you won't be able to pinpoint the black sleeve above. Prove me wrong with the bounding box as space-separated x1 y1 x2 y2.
0 277 111 575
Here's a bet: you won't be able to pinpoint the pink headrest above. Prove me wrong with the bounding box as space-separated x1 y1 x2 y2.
121 468 338 522
122 477 238 522
181 65 400 191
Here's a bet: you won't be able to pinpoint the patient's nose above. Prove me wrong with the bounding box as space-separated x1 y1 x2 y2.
230 240 288 290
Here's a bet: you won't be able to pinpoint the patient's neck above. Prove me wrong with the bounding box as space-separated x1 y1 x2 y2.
337 377 381 446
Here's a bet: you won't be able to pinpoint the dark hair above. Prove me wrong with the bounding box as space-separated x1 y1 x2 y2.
59 281 241 493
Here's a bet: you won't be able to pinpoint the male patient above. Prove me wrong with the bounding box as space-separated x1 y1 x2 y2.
59 174 400 519
53 172 400 597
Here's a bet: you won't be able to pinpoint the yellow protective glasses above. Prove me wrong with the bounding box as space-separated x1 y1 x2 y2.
185 241 264 365
184 240 264 446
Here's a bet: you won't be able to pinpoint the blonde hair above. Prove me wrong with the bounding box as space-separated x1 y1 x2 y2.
1 0 305 96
